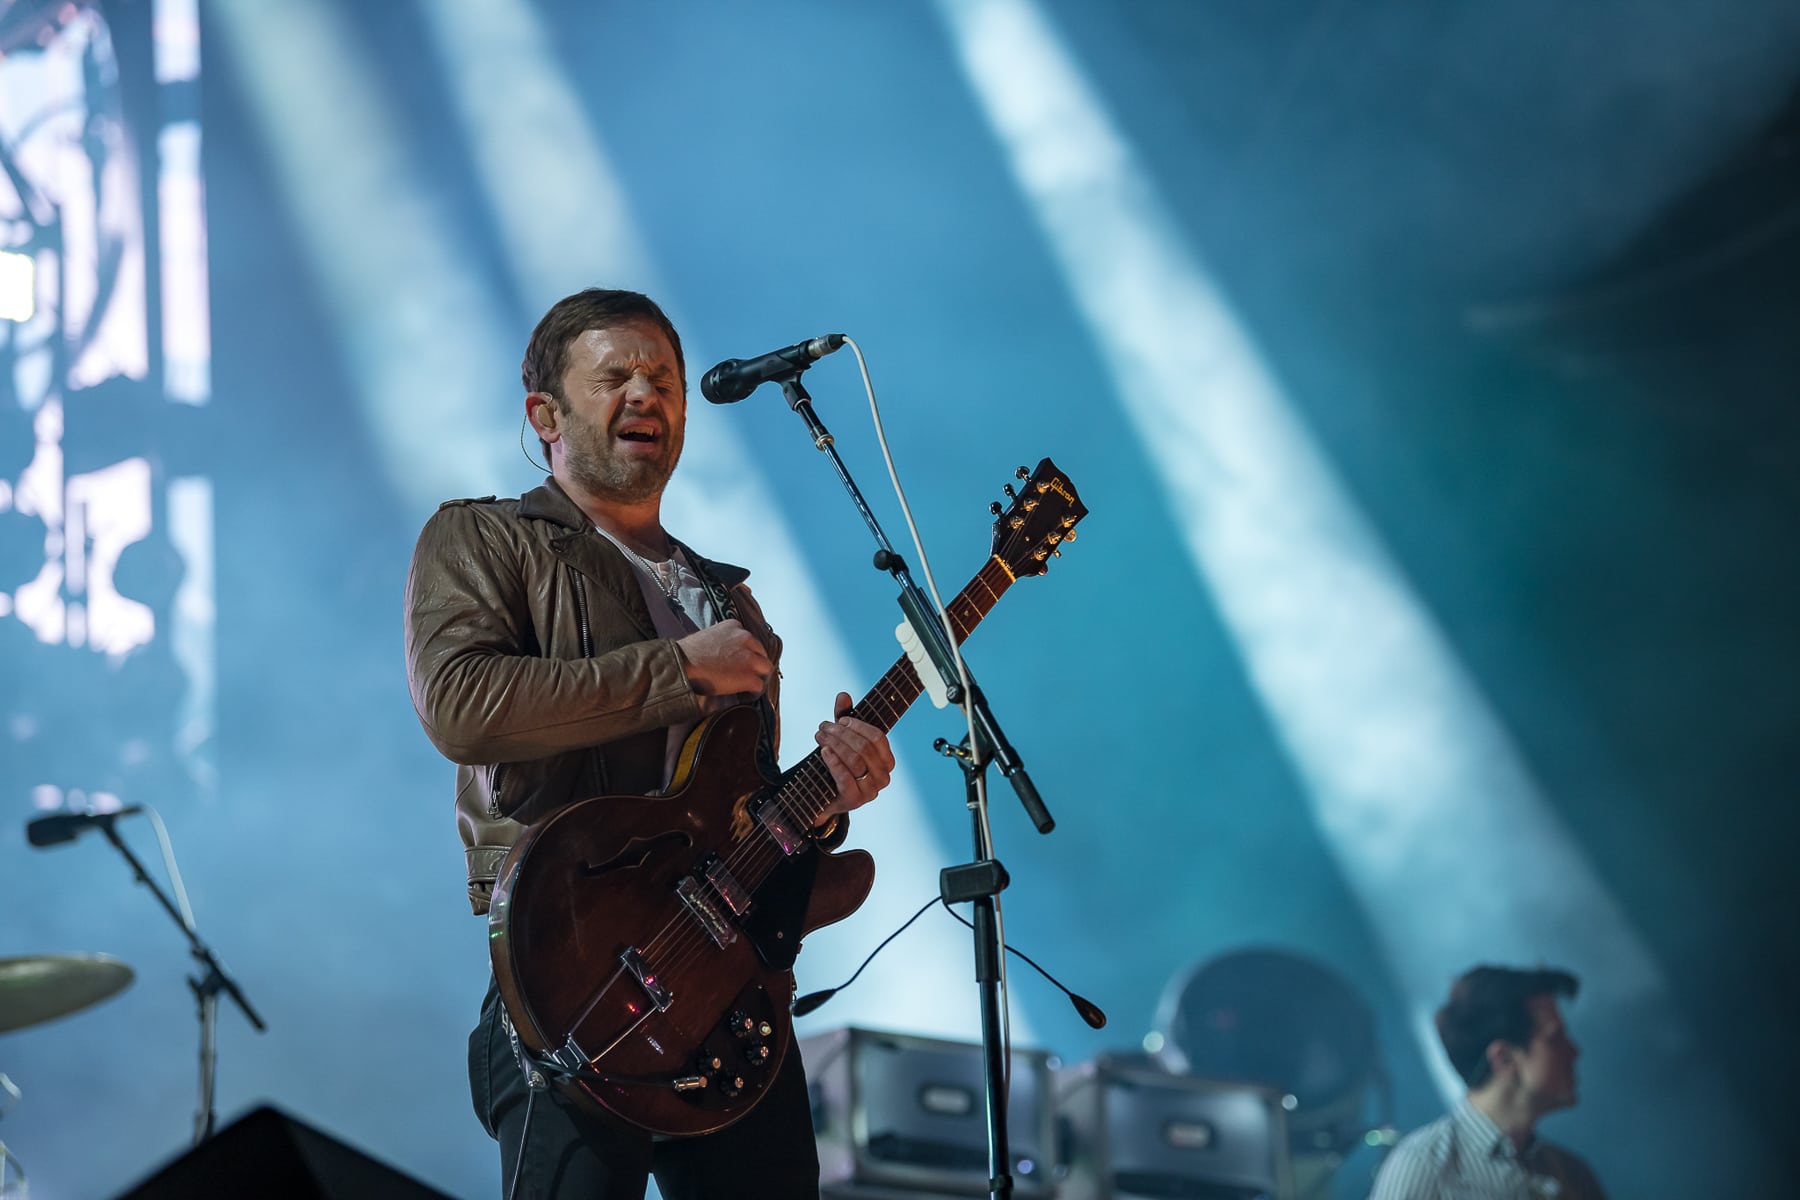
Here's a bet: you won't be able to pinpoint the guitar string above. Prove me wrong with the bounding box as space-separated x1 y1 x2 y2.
626 678 924 1011
578 558 1021 1092
617 598 967 1002
675 567 994 900
627 569 1006 1001
572 560 1018 1061
546 502 1062 1088
629 562 1010 989
618 683 918 1017
654 568 995 916
628 570 1010 1013
627 603 953 981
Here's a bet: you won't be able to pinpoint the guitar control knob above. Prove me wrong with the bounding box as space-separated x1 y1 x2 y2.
720 1075 746 1099
757 1020 773 1038
746 1043 772 1067
727 1011 756 1038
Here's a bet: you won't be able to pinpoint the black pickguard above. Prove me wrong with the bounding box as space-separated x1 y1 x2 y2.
739 848 818 971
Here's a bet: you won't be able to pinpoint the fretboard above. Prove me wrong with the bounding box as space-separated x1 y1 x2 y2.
778 556 1017 826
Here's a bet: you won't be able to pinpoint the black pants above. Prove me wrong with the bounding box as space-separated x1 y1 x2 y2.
470 980 821 1199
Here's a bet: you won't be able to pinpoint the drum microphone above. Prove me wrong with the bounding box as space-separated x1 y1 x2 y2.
700 334 846 404
26 807 143 847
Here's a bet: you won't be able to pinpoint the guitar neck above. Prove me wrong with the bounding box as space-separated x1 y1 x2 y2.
782 556 1017 821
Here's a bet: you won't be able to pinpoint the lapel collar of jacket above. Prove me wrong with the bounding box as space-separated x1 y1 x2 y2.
671 537 750 590
519 477 755 636
521 478 656 640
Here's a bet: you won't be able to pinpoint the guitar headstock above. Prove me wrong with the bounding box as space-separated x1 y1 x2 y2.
989 458 1087 578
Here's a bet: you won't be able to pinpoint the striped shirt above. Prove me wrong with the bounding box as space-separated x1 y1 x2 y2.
1368 1098 1607 1200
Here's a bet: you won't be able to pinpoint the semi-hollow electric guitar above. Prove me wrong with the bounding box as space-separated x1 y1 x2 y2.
487 458 1087 1137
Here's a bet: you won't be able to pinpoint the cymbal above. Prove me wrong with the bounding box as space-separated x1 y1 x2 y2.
0 954 135 1033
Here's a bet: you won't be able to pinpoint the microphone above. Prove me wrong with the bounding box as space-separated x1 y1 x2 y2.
26 807 143 848
700 334 846 404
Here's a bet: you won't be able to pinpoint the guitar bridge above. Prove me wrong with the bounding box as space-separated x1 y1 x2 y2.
621 947 673 1011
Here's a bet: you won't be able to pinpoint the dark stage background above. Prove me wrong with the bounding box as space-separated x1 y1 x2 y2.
3 2 1797 1197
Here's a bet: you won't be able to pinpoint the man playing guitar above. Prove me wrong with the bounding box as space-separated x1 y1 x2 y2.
404 288 894 1198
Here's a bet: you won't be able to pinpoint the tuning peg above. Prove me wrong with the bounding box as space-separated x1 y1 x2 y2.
989 501 1003 516
1015 465 1030 480
1063 529 1076 540
1052 548 1061 557
1003 484 1017 499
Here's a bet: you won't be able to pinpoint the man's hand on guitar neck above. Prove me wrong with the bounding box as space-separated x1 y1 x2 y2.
815 690 895 821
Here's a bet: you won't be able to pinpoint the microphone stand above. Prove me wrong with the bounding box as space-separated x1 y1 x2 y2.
95 821 266 1144
774 372 1054 1200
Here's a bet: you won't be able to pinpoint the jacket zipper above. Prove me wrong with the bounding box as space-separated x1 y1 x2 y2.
569 565 606 796
569 564 593 657
487 763 507 820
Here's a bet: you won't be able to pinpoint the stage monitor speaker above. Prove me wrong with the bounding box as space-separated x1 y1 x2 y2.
115 1105 452 1200
1055 1059 1293 1200
802 1026 1056 1198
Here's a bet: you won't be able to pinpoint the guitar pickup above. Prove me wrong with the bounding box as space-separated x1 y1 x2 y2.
703 857 752 917
753 798 804 856
675 876 739 948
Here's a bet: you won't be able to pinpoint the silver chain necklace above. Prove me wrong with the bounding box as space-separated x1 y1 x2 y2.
612 537 700 625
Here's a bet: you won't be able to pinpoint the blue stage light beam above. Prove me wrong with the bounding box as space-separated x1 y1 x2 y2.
211 0 519 511
935 0 1773 1182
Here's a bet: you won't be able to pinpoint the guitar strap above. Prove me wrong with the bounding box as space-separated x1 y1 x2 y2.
500 1004 547 1093
673 537 781 777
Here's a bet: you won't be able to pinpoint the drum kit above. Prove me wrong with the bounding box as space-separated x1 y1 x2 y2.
0 952 137 1196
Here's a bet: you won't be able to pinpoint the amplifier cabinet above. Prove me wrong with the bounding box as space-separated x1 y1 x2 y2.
1054 1061 1293 1200
802 1026 1057 1198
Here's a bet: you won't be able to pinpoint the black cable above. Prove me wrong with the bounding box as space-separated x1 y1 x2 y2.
793 891 1107 1030
792 894 939 1016
938 899 1107 1029
506 1087 536 1200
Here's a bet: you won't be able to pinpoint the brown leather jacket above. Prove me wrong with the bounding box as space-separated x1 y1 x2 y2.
403 478 782 914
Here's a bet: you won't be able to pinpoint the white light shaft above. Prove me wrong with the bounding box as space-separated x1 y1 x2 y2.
212 0 518 511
